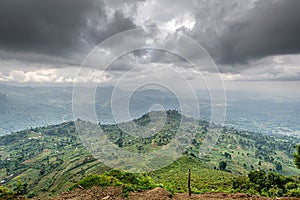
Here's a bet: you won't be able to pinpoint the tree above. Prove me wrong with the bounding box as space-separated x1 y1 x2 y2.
294 145 300 169
219 161 227 171
275 162 282 172
116 138 123 148
13 177 27 195
248 170 266 193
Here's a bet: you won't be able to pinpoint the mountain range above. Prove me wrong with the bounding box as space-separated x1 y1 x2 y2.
0 83 300 137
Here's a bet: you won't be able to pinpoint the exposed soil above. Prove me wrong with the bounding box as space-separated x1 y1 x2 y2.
28 187 300 200
44 186 124 200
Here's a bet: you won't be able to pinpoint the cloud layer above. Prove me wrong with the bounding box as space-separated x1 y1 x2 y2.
0 0 299 85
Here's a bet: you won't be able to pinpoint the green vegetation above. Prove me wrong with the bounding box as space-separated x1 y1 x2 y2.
70 169 158 196
0 178 28 199
294 144 300 169
0 122 109 198
151 156 235 194
66 156 236 196
233 170 300 197
0 186 16 200
68 156 300 198
0 110 299 198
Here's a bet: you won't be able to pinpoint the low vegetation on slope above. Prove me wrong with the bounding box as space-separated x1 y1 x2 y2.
1 156 300 199
70 169 158 197
151 156 235 194
67 157 300 198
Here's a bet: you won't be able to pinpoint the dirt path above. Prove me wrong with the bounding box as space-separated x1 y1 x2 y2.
35 187 299 200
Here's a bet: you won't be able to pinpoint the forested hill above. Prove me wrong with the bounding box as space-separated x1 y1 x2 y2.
0 110 299 198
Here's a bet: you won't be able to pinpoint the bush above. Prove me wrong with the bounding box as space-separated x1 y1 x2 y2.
70 169 158 195
0 186 16 200
26 191 36 198
232 176 249 191
70 174 121 189
233 170 299 197
267 186 283 197
285 182 298 190
286 188 300 197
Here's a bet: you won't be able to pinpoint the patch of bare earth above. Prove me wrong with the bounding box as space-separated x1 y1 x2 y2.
41 187 123 200
30 187 300 200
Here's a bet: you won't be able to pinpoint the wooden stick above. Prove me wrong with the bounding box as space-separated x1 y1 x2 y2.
77 184 84 190
188 168 191 196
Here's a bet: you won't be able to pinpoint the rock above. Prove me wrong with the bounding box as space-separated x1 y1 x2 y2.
102 195 110 200
146 187 172 199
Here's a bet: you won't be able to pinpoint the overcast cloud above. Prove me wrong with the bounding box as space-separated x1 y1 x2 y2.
215 0 300 64
0 0 299 91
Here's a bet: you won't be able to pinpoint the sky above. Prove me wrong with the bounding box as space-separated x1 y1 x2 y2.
0 0 300 101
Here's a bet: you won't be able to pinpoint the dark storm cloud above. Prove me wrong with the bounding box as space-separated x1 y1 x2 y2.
88 10 137 45
217 0 300 64
0 0 136 60
0 0 102 55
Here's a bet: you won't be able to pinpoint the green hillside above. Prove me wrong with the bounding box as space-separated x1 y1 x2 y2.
0 110 299 198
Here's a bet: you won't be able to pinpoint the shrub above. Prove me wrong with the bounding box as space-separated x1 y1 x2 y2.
286 188 300 197
285 182 298 190
233 170 299 197
0 186 16 200
70 169 158 195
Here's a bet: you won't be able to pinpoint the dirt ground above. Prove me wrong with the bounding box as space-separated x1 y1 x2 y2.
29 187 300 200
